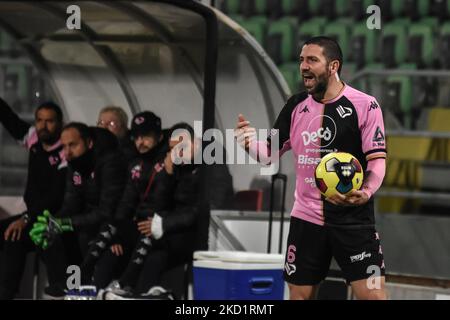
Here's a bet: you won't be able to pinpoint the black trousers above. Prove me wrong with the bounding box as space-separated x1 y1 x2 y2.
93 226 194 294
0 216 82 299
133 248 169 294
0 216 35 299
91 220 139 289
39 232 83 291
135 231 196 294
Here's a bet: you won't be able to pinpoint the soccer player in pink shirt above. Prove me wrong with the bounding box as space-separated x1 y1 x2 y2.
235 37 387 300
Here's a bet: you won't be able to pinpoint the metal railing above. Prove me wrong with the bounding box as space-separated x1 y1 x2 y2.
350 69 450 81
349 68 450 129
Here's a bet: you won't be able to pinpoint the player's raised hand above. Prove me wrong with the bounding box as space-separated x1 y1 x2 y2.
235 114 256 150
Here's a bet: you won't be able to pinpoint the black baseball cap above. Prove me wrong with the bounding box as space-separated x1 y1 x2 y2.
130 111 162 138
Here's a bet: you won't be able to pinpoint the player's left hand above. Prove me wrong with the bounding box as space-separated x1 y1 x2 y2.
326 190 369 206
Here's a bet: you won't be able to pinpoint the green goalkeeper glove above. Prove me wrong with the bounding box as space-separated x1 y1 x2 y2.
29 210 73 250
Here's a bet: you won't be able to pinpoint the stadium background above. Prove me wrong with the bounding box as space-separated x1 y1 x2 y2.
0 0 449 299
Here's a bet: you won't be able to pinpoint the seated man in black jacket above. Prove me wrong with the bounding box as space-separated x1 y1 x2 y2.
0 97 69 300
77 112 174 293
30 123 128 297
104 122 205 299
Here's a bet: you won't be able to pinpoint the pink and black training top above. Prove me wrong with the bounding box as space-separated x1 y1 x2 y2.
253 84 387 227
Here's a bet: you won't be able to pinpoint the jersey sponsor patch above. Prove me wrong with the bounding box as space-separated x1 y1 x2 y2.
299 105 309 113
285 262 296 275
302 115 337 147
131 164 142 180
372 126 385 142
369 101 379 111
336 105 353 118
154 162 164 172
73 172 82 186
48 155 60 166
297 154 321 165
372 126 385 147
350 251 372 263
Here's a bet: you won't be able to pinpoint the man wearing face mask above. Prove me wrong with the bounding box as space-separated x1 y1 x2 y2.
104 122 207 299
29 123 127 297
0 97 70 299
75 111 174 292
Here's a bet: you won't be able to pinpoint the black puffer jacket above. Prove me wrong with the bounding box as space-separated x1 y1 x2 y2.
156 163 206 255
58 128 127 235
118 131 137 164
114 142 174 225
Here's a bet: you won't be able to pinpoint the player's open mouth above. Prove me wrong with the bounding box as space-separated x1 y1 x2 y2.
303 74 315 86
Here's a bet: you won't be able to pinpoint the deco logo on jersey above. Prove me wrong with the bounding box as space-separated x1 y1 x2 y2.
302 115 337 148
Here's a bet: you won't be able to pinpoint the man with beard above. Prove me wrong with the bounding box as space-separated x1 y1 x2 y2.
29 123 127 297
235 37 387 300
0 97 69 299
73 111 173 293
101 122 207 299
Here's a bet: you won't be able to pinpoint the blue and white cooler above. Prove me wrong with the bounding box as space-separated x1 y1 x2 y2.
193 251 285 300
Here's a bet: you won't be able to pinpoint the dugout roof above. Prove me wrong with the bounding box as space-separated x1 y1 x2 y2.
0 0 290 190
0 0 289 132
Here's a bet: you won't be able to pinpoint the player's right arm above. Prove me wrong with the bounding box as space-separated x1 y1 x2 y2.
234 112 289 164
235 94 305 164
0 96 31 141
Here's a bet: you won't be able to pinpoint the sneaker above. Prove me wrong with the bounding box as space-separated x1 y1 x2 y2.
96 288 106 300
139 286 175 300
43 285 66 300
103 290 134 300
104 280 121 292
98 280 133 300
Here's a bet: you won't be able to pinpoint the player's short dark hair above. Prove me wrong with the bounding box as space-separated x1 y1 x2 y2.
35 101 63 123
62 122 93 144
170 122 195 141
303 36 343 75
